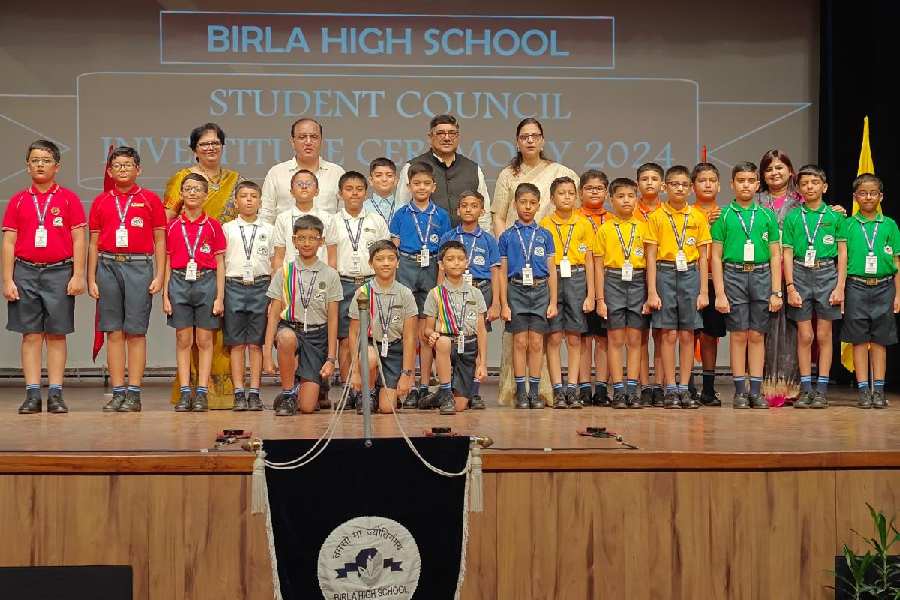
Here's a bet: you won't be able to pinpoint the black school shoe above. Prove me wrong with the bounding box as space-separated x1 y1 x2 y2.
470 394 486 409
233 390 248 411
733 392 750 409
552 389 567 409
18 388 42 414
175 390 192 412
276 394 297 416
748 394 768 409
103 390 126 412
402 388 419 409
809 390 828 409
515 390 530 409
681 390 700 409
857 389 872 408
699 390 721 407
192 391 209 412
651 387 664 407
529 389 545 409
627 392 643 409
793 390 812 409
640 388 653 407
119 389 142 412
578 386 593 407
438 390 457 415
47 388 68 414
664 392 681 409
872 390 887 409
567 388 583 409
612 392 628 409
593 386 610 407
247 390 263 411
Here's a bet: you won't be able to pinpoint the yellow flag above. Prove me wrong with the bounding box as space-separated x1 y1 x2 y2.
842 116 876 372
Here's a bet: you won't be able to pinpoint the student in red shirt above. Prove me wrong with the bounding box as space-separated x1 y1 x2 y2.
2 140 86 414
87 147 166 412
162 173 226 412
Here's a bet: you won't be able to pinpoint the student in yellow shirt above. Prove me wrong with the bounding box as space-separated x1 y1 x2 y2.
636 162 665 406
540 176 595 408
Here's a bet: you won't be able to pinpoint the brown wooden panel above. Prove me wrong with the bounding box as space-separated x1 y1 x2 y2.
460 471 498 600
835 470 900 555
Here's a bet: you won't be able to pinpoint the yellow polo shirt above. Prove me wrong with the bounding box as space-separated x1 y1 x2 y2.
595 215 649 269
539 212 595 266
635 200 661 223
645 202 712 263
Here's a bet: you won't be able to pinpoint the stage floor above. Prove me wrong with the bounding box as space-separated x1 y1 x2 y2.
0 379 897 472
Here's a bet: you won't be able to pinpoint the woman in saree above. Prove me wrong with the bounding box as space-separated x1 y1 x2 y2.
164 122 241 409
491 118 578 405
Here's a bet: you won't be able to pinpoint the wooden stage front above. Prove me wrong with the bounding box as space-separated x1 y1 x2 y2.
1 380 898 599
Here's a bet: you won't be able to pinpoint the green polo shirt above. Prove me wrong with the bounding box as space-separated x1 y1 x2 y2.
710 201 780 264
781 203 845 259
843 213 900 278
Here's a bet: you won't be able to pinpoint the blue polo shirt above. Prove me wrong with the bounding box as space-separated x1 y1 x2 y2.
364 192 406 227
499 221 555 278
439 225 500 280
389 200 451 254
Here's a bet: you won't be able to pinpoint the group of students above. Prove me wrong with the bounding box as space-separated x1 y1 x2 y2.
3 139 897 415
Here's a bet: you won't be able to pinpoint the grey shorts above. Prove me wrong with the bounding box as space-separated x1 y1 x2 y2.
473 278 493 332
397 252 438 316
506 278 549 334
7 259 75 335
548 267 588 334
223 276 270 346
97 255 154 335
338 277 370 338
723 263 771 334
442 333 477 398
604 268 649 331
651 263 703 331
372 337 403 389
278 320 327 385
787 261 842 322
167 269 221 330
841 278 897 346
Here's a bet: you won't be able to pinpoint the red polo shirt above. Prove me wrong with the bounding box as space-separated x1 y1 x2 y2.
89 186 167 254
166 212 225 270
2 184 86 263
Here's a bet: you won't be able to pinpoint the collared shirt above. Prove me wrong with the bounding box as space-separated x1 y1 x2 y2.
595 215 650 269
498 221 555 278
539 212 595 266
2 184 86 263
635 200 661 223
89 186 166 254
333 208 390 277
395 155 492 230
711 201 780 264
782 203 845 260
438 225 500 280
166 212 225 270
423 279 487 336
348 278 418 342
259 157 346 223
272 205 337 264
389 200 452 254
645 202 712 263
842 213 900 278
222 216 274 278
266 258 342 325
364 192 406 228
580 207 609 236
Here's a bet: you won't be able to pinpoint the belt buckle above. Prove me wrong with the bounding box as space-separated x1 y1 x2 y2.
114 254 127 262
866 278 878 286
742 263 754 272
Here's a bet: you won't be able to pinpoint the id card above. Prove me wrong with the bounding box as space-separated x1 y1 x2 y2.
804 248 816 268
675 250 688 272
621 260 634 282
381 334 389 357
303 308 309 333
242 263 254 284
419 246 430 268
34 226 48 248
463 270 473 286
457 333 465 354
559 257 572 278
743 241 755 263
115 226 129 248
185 259 198 281
865 253 878 275
350 253 362 275
521 265 534 286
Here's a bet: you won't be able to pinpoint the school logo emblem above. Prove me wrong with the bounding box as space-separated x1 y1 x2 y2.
885 245 893 255
823 234 835 245
430 234 440 244
473 255 486 266
318 516 420 600
257 246 269 256
130 216 144 228
534 247 545 257
50 207 60 216
578 243 588 253
634 248 644 257
762 232 769 241
200 243 211 254
686 236 696 246
258 233 267 241
52 216 64 227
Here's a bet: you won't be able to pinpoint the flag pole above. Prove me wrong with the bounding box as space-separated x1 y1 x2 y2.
357 290 373 447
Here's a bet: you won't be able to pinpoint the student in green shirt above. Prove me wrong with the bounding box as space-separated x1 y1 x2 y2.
710 162 782 409
840 173 900 409
782 165 846 409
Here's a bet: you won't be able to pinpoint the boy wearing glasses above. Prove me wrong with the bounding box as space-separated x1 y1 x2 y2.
271 169 337 269
4 140 86 414
87 146 166 412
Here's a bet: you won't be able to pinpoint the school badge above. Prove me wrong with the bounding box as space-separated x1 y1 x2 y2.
534 247 545 257
634 247 644 257
823 234 835 245
429 234 440 244
578 243 588 253
52 216 64 227
762 231 769 241
199 243 211 254
884 245 893 255
50 206 60 216
473 255 486 266
130 216 144 228
686 236 696 246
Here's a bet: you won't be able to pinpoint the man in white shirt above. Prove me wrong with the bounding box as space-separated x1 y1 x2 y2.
260 118 346 223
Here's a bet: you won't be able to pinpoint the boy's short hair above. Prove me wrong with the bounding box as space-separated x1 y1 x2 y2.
188 123 225 151
369 157 397 174
852 172 883 192
665 165 691 181
691 162 720 182
637 162 665 179
514 182 540 202
731 161 758 180
339 170 368 190
408 161 434 182
457 190 484 206
290 168 319 188
609 177 638 196
181 172 209 192
796 164 827 183
368 239 399 261
550 176 577 197
291 118 323 138
439 240 467 262
26 139 61 163
107 146 140 167
429 114 458 131
235 180 261 196
579 169 609 188
292 214 324 235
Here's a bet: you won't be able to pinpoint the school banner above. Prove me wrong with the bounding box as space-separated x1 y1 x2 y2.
262 436 470 600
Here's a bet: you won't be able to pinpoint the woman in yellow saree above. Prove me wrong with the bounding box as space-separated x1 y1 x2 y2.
164 123 240 408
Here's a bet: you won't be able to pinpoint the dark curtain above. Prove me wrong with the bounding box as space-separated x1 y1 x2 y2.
818 0 900 386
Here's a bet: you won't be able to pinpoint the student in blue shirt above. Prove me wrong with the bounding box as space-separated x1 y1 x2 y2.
389 161 452 408
438 190 500 409
365 157 405 226
499 182 558 410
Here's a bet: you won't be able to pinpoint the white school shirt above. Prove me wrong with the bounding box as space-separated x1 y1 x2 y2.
259 157 346 224
333 208 391 277
272 205 337 264
222 217 275 278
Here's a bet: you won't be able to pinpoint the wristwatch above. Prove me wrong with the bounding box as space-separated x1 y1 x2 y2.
771 290 783 298
400 369 414 377
326 357 337 364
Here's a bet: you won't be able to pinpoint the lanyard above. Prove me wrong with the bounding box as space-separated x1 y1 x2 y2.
31 192 55 226
442 286 467 335
372 196 396 225
412 204 435 247
296 268 318 312
552 220 576 257
857 217 880 254
514 224 538 264
180 220 205 260
732 206 757 240
113 193 134 227
343 215 364 251
238 223 258 262
664 208 689 251
458 227 481 264
801 207 826 248
374 289 394 337
613 222 636 260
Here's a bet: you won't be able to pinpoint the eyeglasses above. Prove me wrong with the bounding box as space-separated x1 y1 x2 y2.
294 134 321 142
431 130 459 139
293 235 321 243
582 185 606 193
109 162 136 171
182 186 206 195
666 181 691 189
28 158 56 166
854 190 882 199
196 141 222 149
293 181 317 189
517 133 543 142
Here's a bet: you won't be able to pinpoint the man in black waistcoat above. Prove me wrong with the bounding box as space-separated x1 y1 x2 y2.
395 114 492 228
